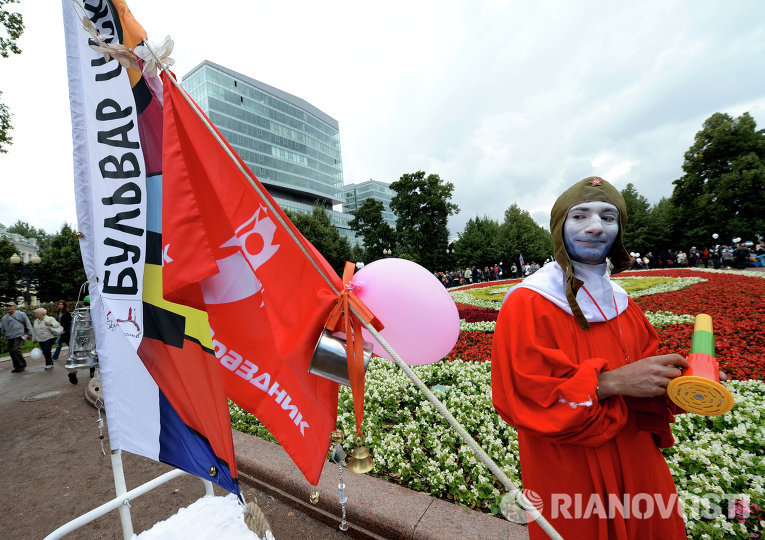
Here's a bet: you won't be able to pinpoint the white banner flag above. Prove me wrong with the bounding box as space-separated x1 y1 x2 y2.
62 0 160 458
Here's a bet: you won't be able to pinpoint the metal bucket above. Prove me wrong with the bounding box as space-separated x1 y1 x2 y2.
66 307 99 370
309 330 373 386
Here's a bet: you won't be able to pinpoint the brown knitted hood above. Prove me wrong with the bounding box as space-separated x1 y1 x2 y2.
550 176 630 330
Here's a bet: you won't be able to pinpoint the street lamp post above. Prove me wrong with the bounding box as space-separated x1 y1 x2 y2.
10 253 41 307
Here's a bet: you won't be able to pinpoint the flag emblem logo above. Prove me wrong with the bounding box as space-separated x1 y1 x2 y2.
199 207 280 305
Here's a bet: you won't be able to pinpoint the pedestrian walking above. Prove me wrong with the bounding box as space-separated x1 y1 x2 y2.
52 300 72 362
1 301 32 373
32 308 62 370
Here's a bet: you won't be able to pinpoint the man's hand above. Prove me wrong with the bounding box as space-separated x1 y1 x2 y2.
597 354 690 399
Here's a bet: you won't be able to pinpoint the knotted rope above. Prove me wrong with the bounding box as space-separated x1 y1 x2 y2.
243 498 271 539
324 262 384 436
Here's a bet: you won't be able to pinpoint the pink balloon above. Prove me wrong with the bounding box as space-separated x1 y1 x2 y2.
349 258 460 365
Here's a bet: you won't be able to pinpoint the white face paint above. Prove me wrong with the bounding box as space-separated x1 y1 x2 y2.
563 201 620 264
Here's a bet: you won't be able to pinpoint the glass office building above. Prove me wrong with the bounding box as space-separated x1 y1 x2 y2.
344 180 397 229
182 60 355 241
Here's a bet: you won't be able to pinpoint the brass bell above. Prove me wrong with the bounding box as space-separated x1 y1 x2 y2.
346 436 374 474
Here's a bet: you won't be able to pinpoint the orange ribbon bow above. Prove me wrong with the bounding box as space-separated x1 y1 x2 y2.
324 262 384 436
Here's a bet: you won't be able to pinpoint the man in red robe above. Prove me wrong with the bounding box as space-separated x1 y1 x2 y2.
492 177 689 539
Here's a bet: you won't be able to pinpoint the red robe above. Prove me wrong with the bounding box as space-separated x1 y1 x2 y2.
492 288 686 539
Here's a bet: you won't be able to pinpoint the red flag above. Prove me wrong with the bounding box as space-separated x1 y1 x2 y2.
160 73 342 485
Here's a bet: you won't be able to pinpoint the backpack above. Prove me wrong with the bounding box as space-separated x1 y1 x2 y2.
46 316 64 336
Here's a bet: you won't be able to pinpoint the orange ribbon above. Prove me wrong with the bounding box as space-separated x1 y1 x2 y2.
325 262 384 436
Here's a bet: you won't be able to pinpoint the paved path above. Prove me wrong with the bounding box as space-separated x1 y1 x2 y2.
0 351 346 539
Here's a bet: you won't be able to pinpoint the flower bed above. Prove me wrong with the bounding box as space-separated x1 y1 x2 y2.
453 269 765 382
231 269 765 538
627 270 765 381
664 379 765 538
231 361 765 537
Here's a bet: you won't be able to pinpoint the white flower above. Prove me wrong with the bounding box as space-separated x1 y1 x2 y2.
449 290 503 310
459 319 497 332
134 35 175 77
643 311 695 327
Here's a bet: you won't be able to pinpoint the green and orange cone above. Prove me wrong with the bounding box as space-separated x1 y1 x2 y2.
667 314 734 415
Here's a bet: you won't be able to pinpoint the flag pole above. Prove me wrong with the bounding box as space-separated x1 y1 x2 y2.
144 44 561 540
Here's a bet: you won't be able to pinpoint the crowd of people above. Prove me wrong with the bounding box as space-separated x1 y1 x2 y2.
1 300 74 378
435 261 551 288
628 243 764 270
434 242 763 288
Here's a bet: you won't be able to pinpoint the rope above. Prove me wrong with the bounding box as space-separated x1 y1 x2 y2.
142 41 562 540
243 498 271 539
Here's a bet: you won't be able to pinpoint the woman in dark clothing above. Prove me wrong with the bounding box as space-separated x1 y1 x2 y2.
52 300 72 362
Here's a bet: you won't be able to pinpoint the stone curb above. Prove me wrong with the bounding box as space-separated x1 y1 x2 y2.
84 379 528 539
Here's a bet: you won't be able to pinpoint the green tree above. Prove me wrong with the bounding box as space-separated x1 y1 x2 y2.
348 199 395 261
389 171 459 270
1 0 24 153
671 112 765 247
454 216 501 269
35 224 87 302
350 243 366 264
644 197 674 253
497 204 554 268
0 94 11 152
286 205 352 277
0 236 20 302
620 183 651 254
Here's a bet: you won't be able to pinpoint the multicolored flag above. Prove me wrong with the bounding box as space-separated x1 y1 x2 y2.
63 0 239 494
519 253 525 270
160 72 343 485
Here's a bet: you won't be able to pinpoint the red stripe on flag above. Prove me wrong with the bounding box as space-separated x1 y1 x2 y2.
160 73 342 484
138 336 237 477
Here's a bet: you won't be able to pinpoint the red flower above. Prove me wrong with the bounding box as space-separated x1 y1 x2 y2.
629 270 764 381
450 270 764 381
453 279 521 291
456 304 499 323
444 331 493 363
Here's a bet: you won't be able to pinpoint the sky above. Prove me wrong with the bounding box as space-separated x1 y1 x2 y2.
1 0 764 238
